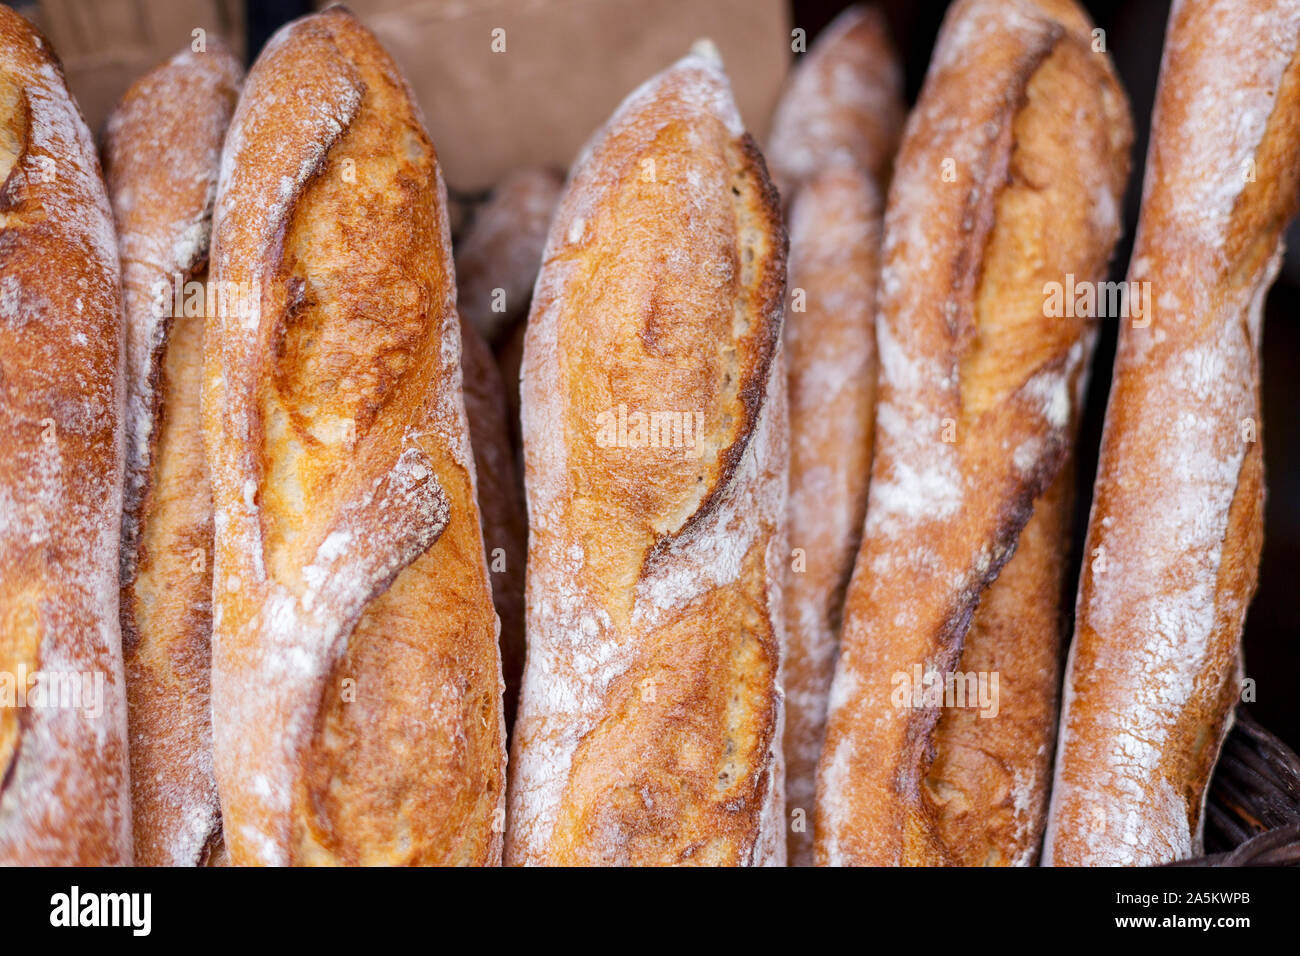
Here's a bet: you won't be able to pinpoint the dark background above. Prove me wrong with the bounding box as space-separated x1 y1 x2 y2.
247 0 1298 748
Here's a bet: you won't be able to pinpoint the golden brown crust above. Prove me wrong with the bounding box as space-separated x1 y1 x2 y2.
814 0 1131 866
0 6 131 864
1045 0 1300 867
927 460 1072 865
205 7 505 866
103 42 243 868
778 162 883 866
766 5 905 202
459 312 527 730
506 44 789 866
767 4 904 868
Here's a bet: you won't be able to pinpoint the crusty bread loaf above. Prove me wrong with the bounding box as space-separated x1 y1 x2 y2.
766 6 903 867
103 41 243 868
1044 0 1300 867
766 5 904 203
455 166 562 346
453 167 561 734
815 0 1132 866
204 6 506 866
459 312 527 730
926 460 1073 865
506 42 789 866
777 162 883 866
0 6 132 865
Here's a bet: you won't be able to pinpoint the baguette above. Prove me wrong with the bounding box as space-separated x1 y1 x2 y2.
815 0 1131 866
767 6 903 867
927 460 1074 864
506 42 789 866
454 167 560 732
459 312 527 730
104 42 243 868
778 162 883 866
1044 0 1300 867
0 7 132 865
458 167 563 528
205 7 506 866
765 5 904 203
455 166 562 346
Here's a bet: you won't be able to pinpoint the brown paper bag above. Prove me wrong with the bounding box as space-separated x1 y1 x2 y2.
35 0 245 136
339 0 791 192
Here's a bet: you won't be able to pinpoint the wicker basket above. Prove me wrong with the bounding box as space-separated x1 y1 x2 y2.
1172 709 1300 866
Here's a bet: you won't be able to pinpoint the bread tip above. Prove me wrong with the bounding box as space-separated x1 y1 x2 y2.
317 2 359 24
689 38 723 67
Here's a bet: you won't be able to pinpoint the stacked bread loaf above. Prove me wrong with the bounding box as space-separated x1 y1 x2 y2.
814 0 1132 866
105 39 243 869
506 40 790 866
1045 0 1300 867
765 5 903 867
0 0 1294 868
0 5 132 866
